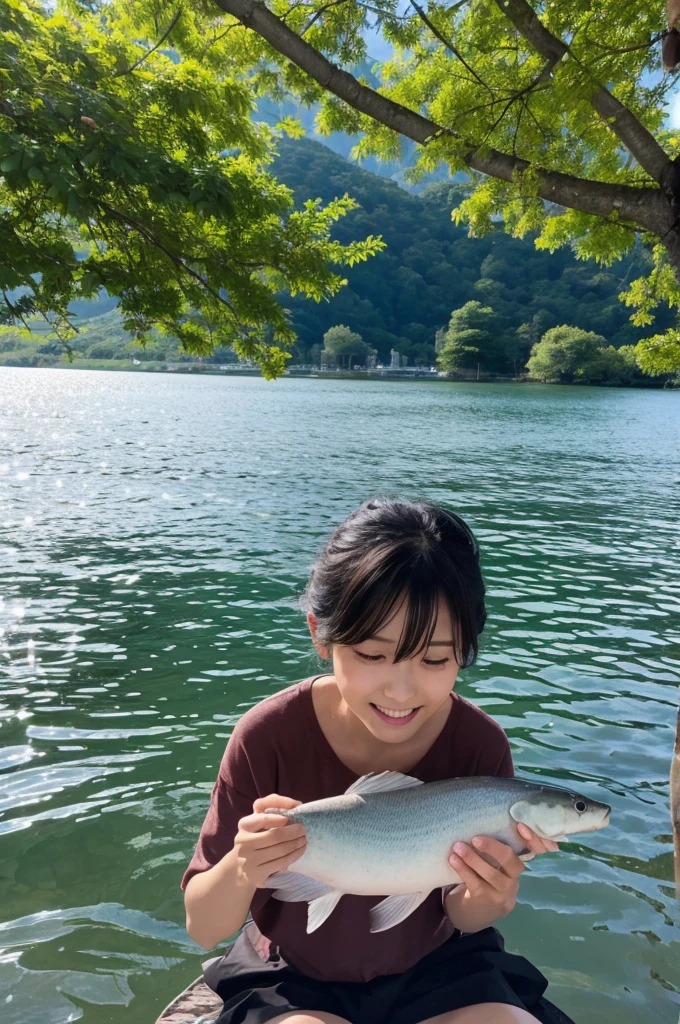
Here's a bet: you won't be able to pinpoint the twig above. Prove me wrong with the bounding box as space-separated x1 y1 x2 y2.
410 0 494 95
114 9 183 77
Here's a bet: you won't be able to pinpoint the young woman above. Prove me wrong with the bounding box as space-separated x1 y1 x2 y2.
182 498 573 1024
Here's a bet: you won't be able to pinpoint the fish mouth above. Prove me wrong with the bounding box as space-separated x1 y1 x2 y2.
370 703 422 725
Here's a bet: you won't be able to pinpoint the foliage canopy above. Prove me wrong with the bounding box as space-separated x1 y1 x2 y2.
526 325 644 386
323 323 366 353
7 1 680 375
0 0 383 376
166 0 680 374
437 301 500 374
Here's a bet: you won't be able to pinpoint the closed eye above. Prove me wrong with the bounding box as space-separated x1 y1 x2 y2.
355 651 450 666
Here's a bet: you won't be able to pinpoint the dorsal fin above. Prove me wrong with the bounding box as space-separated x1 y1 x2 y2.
345 771 424 796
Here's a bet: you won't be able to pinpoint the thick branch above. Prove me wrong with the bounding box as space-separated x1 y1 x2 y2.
213 0 668 233
465 148 666 231
494 0 672 187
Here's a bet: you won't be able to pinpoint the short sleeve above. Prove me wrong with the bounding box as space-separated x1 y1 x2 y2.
493 739 514 778
478 714 514 778
453 696 515 780
180 714 275 891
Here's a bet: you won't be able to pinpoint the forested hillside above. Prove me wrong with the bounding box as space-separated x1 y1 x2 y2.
1 135 669 374
271 137 670 369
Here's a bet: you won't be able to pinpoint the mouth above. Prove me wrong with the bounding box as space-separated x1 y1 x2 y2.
370 703 422 726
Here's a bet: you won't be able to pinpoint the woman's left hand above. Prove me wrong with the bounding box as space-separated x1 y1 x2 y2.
445 825 559 929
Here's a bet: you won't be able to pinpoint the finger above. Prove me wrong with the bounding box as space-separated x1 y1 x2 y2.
239 813 305 836
253 794 302 814
256 834 307 867
516 824 559 854
258 841 308 880
470 836 527 878
454 841 523 887
447 848 491 897
238 812 289 833
242 823 307 847
469 836 516 866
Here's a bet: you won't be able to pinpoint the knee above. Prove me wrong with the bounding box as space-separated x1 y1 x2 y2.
424 1005 540 1024
463 1006 540 1023
267 1014 352 1024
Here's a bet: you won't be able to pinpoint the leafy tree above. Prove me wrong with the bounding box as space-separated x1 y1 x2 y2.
0 1 383 377
575 345 645 387
85 340 119 360
322 323 373 367
437 301 504 375
181 0 680 372
309 342 322 366
525 325 645 385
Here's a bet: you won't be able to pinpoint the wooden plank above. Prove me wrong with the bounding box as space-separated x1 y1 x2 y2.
156 974 222 1023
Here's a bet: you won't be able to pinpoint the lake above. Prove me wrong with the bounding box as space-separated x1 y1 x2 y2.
0 367 678 1024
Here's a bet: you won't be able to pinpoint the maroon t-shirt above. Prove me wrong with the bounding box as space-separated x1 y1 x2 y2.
181 676 513 983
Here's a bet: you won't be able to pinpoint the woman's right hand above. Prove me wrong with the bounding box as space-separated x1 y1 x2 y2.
234 794 307 889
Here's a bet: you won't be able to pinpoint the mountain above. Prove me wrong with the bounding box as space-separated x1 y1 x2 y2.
270 136 666 367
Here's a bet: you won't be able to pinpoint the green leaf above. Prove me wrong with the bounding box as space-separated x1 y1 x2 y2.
0 153 21 173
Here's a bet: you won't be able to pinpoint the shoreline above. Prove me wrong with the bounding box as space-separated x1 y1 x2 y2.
0 361 673 389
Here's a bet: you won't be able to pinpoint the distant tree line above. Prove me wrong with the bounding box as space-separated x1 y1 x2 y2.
316 311 651 387
436 303 649 386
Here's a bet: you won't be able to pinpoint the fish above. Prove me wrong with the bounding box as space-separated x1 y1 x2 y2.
265 771 611 934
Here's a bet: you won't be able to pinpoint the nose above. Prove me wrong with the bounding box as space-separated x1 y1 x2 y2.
382 661 418 704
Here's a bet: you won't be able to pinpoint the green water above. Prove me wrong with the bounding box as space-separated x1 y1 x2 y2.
0 367 678 1024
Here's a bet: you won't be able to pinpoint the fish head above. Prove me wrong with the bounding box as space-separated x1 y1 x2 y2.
509 786 611 841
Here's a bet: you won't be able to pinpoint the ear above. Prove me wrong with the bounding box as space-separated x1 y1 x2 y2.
307 612 330 661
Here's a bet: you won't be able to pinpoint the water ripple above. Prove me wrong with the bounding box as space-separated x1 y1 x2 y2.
0 369 678 1023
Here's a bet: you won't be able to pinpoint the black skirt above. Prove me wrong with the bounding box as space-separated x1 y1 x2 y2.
204 926 575 1024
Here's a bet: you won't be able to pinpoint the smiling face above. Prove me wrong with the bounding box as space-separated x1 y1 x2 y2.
310 595 461 744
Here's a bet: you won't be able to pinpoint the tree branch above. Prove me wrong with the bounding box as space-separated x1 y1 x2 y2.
409 0 494 95
492 0 672 188
212 0 669 233
114 8 183 77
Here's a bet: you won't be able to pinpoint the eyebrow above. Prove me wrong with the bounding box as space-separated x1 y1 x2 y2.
370 636 454 646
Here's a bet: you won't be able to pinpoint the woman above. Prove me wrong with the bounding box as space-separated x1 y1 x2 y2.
182 497 572 1024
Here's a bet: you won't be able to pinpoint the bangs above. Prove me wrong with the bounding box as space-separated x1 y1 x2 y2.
328 544 473 665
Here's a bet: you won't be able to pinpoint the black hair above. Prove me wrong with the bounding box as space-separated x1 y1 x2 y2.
304 497 486 668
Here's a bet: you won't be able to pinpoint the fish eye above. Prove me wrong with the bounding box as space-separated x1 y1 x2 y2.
574 800 587 813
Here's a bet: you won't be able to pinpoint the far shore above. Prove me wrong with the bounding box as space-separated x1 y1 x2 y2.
0 361 673 389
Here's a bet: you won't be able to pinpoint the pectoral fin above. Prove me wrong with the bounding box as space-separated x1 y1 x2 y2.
266 870 334 903
307 890 344 933
369 891 429 933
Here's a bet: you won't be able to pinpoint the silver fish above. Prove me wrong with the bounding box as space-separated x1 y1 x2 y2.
265 771 611 934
